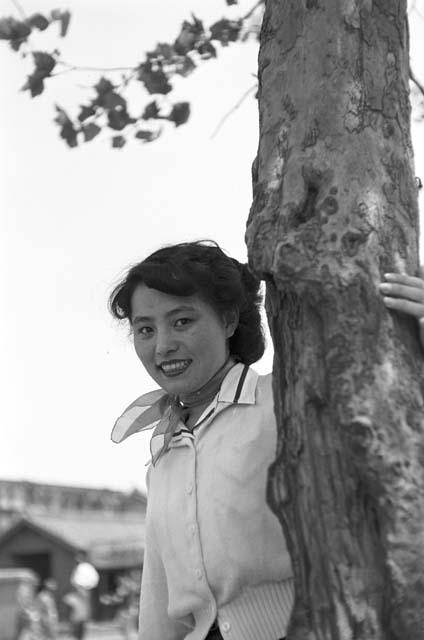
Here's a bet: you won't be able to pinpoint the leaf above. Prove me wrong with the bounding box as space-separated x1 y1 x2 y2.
54 105 78 147
137 62 172 95
78 104 97 122
168 102 190 127
21 72 45 97
174 17 204 55
59 10 71 37
210 19 241 45
102 91 127 111
82 123 101 142
135 129 161 143
142 101 160 120
50 9 71 37
95 77 115 96
149 43 174 62
175 55 196 78
112 135 126 149
26 13 49 31
32 52 56 75
107 107 134 131
0 17 31 40
197 40 217 59
54 104 71 126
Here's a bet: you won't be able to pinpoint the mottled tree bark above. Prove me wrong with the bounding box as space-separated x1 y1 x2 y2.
246 1 424 638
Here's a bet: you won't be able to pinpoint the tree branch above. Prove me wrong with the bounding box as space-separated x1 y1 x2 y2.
10 0 27 20
211 83 257 139
57 61 136 73
242 0 265 22
410 68 424 100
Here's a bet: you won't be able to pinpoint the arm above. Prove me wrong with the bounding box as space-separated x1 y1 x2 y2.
379 267 424 348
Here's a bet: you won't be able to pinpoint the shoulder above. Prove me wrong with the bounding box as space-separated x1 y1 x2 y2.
254 371 274 407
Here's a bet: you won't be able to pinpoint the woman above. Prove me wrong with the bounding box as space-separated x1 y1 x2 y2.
109 241 424 640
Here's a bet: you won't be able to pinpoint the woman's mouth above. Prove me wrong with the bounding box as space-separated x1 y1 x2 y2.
159 359 192 377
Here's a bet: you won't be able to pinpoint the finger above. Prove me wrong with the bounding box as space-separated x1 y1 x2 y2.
382 296 424 318
379 282 424 303
383 272 424 288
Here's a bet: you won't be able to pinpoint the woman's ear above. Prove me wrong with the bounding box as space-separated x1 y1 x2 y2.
224 310 239 338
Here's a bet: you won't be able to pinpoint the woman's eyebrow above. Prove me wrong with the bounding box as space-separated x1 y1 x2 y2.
132 305 197 324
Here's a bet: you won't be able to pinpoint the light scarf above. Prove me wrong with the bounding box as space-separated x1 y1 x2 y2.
111 358 236 466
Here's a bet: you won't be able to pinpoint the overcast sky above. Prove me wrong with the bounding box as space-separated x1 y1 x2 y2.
1 0 423 494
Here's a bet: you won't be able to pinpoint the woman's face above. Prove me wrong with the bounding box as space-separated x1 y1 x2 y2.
130 284 237 397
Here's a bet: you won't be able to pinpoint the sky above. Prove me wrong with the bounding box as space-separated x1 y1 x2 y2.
1 1 424 495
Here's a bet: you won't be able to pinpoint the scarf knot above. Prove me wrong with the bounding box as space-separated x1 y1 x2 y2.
111 358 236 465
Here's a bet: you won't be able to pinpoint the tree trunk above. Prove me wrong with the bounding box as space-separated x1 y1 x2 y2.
246 1 424 638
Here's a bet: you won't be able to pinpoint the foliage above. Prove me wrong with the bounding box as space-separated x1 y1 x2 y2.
0 1 263 149
2 1 422 150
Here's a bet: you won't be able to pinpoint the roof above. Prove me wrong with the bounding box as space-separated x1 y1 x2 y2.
0 513 145 569
28 513 145 548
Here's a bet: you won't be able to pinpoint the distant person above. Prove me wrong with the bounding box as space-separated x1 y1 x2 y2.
14 581 42 640
70 551 99 591
63 586 91 640
36 579 59 640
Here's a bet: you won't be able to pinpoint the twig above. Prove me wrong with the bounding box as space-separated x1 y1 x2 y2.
410 68 424 100
10 0 27 20
210 83 257 139
57 61 137 73
242 0 265 23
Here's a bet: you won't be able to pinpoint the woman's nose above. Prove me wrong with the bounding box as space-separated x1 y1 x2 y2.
155 330 178 358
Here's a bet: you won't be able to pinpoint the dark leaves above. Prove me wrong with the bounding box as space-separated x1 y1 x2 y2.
175 55 196 77
21 73 45 97
33 51 56 74
50 9 71 37
107 106 135 131
0 16 31 50
169 102 190 126
112 135 126 148
54 105 78 147
135 129 161 143
0 16 31 40
142 101 160 120
81 122 101 142
210 18 241 45
0 10 71 52
137 62 172 95
174 16 204 55
22 52 56 97
78 104 97 122
27 13 49 31
197 40 217 59
94 77 115 101
148 42 174 62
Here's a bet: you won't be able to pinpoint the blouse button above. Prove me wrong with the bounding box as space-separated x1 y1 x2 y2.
221 621 231 632
187 483 193 494
195 568 202 579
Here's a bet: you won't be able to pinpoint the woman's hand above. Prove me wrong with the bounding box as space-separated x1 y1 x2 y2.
379 267 424 348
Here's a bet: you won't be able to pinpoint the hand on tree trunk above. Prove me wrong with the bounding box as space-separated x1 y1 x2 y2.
379 266 424 348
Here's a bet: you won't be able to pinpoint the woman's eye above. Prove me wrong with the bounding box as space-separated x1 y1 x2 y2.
137 326 153 336
175 317 192 328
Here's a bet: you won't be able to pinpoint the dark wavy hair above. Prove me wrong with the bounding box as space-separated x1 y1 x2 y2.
109 241 265 365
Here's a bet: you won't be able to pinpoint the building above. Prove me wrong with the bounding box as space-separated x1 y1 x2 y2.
0 479 146 620
0 478 146 532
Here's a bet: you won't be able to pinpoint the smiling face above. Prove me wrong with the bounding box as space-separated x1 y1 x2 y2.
130 284 237 398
